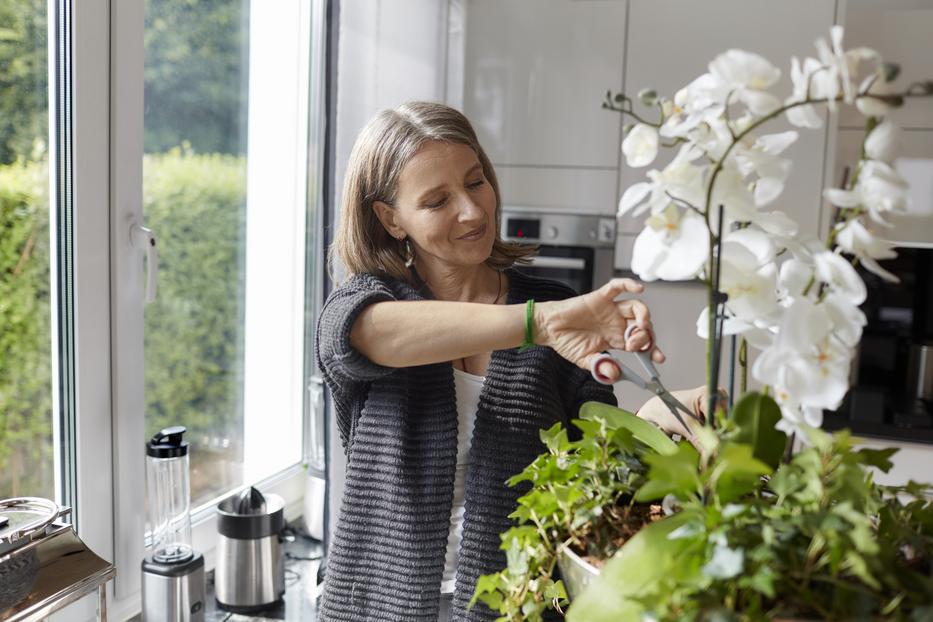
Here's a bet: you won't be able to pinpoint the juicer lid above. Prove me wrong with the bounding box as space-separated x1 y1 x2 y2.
147 425 189 458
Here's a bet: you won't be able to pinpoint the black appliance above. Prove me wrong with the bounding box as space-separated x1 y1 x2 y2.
825 247 933 443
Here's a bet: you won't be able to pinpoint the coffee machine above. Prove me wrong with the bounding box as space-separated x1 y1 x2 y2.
832 247 933 440
141 426 206 621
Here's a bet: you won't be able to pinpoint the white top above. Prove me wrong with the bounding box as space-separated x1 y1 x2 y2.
440 367 484 594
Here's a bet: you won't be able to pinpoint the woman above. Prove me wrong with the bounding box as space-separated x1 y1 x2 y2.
316 102 704 622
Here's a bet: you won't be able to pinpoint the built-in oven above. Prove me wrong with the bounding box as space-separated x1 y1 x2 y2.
500 208 616 294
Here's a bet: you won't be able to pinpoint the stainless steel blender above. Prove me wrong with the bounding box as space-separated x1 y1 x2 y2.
141 426 205 622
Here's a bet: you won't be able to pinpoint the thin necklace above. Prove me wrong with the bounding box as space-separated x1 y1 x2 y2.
459 270 503 376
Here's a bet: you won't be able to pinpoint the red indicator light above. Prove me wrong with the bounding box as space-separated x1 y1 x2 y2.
517 229 524 237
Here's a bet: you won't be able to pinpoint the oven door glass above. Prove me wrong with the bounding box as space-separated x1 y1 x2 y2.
513 245 594 294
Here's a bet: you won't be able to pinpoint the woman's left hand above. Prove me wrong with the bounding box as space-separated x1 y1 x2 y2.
637 385 720 448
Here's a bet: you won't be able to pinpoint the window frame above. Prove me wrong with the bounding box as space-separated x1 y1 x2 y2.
64 0 330 616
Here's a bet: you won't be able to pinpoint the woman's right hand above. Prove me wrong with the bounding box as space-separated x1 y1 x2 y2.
535 278 665 380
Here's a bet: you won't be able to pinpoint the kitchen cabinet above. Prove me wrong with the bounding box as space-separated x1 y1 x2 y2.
457 0 628 214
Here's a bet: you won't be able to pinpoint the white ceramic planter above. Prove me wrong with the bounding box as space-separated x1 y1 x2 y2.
556 545 600 600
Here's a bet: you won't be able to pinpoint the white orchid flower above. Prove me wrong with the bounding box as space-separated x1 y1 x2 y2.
863 119 900 163
734 131 798 206
618 145 706 218
709 162 758 227
834 217 899 282
822 292 867 348
718 231 781 326
778 257 814 300
709 49 782 116
814 25 861 109
661 74 726 139
785 57 826 128
753 297 852 412
689 117 735 161
813 250 867 305
754 210 800 238
631 205 709 281
774 400 825 438
823 160 910 226
695 305 775 348
856 69 897 117
622 123 660 168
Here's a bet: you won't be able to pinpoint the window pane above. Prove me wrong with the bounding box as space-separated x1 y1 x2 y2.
144 0 306 509
0 0 54 499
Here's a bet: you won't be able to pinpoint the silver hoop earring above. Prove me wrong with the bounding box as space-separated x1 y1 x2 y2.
404 238 414 267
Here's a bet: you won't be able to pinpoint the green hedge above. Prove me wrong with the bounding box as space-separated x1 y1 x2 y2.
0 151 246 499
142 149 246 445
0 158 52 498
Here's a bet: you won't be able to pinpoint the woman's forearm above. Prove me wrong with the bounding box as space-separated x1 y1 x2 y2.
350 300 531 368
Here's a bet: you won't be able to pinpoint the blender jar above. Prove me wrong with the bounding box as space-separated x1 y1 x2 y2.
146 426 193 564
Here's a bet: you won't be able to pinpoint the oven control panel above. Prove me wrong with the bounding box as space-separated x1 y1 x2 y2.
501 210 616 248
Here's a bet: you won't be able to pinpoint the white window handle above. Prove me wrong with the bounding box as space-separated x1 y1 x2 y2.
130 223 159 304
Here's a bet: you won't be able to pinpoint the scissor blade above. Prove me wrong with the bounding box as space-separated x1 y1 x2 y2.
635 350 661 382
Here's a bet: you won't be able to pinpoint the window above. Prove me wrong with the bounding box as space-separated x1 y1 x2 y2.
141 0 310 511
0 0 58 502
0 1 327 614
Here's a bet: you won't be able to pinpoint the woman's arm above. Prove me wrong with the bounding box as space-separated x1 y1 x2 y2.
350 278 664 375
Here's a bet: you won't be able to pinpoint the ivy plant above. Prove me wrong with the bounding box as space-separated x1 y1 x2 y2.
473 392 933 621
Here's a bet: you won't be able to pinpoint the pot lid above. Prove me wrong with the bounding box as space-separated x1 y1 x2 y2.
0 497 63 548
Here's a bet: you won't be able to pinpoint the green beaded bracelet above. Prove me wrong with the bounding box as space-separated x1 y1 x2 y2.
518 299 535 353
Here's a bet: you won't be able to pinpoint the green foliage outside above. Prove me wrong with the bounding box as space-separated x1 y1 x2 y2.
142 149 246 455
474 395 933 621
144 0 249 155
0 158 52 498
0 0 47 166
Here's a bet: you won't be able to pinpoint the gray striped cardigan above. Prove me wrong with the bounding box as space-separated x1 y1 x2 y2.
315 268 616 621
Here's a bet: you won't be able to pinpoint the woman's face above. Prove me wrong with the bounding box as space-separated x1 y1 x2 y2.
375 141 497 270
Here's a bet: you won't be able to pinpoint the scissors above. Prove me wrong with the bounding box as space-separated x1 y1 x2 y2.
590 325 701 437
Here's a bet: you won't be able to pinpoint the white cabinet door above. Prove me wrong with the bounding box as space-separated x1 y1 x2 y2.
617 0 837 239
461 0 628 213
840 1 933 130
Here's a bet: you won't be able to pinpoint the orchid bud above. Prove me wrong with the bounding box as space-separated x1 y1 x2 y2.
882 62 901 83
638 88 658 106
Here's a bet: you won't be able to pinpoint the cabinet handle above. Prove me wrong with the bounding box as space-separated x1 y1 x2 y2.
529 256 587 271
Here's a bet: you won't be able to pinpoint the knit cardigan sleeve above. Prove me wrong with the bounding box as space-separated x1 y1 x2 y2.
315 273 399 450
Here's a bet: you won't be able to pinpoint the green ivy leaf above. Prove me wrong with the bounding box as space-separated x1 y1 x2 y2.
709 443 772 503
854 447 898 473
731 391 787 469
635 443 702 502
579 401 677 456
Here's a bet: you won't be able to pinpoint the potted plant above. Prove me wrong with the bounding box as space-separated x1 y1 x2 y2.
473 27 933 621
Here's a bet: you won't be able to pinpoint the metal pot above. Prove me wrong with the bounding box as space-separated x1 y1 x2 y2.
556 545 600 600
0 497 66 611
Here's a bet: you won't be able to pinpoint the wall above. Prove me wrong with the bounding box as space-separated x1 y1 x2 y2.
327 0 453 549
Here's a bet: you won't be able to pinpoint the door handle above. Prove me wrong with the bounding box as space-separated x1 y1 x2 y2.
130 223 158 304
